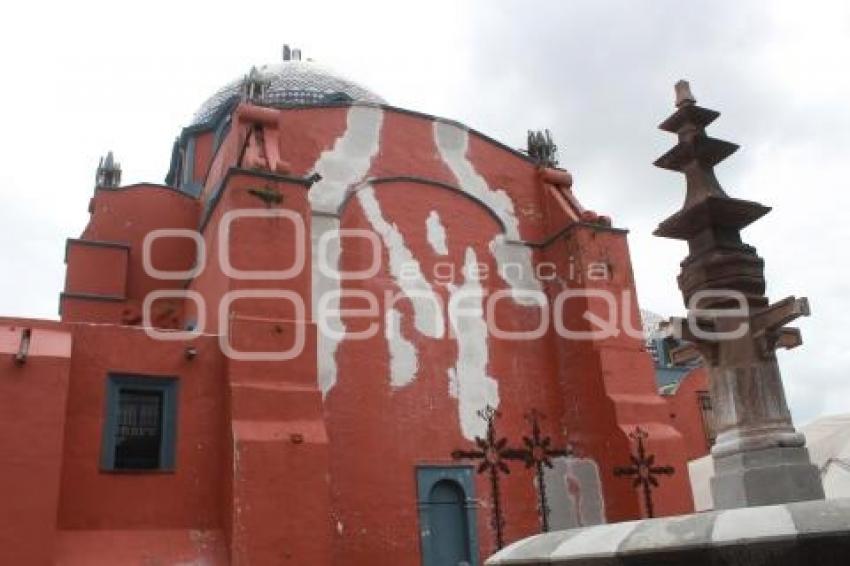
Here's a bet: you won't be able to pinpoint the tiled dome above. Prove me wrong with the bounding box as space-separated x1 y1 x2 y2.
191 59 385 125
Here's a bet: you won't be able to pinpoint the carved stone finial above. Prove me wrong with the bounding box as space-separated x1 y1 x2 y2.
527 129 559 167
674 80 696 107
654 82 740 216
95 151 121 189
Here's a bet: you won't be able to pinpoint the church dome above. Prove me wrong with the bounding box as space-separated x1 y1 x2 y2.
191 57 386 126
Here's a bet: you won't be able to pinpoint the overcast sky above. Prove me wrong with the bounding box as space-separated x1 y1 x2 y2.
1 0 847 423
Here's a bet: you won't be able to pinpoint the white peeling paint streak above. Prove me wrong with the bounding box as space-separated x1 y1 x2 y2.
308 104 384 214
308 105 384 396
433 121 520 240
433 120 542 304
385 308 418 387
448 247 500 440
426 210 449 255
311 214 343 397
357 185 445 339
489 236 542 305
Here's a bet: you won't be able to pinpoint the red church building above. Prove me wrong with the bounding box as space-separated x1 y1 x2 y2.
0 49 707 565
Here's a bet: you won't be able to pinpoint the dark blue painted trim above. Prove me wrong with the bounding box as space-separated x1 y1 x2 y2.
212 114 232 157
181 142 203 195
182 136 196 188
166 98 240 186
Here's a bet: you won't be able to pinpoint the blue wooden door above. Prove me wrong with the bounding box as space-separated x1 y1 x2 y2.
417 466 478 566
428 480 471 565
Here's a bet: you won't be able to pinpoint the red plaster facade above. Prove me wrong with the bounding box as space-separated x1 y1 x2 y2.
0 60 706 565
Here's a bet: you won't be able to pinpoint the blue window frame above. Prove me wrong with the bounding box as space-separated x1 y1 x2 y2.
100 374 178 472
416 465 479 566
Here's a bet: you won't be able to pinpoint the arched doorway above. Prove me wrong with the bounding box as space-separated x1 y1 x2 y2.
416 466 478 566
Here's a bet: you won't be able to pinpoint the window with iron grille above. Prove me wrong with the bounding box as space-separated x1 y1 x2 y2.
101 374 178 471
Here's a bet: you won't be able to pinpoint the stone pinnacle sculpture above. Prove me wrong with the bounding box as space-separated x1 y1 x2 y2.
95 151 121 189
486 82 847 566
654 80 825 509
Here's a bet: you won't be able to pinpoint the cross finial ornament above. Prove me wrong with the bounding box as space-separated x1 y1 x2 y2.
613 426 674 518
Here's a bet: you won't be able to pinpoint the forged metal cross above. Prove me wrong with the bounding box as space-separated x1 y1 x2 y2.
613 427 674 518
513 409 572 532
451 405 520 549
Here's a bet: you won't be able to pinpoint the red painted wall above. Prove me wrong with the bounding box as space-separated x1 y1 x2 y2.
541 226 695 521
62 184 200 325
0 322 71 566
64 241 128 298
57 325 226 530
665 367 712 462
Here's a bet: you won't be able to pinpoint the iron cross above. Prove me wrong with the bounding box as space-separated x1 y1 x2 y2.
451 405 521 549
512 409 572 532
613 426 674 518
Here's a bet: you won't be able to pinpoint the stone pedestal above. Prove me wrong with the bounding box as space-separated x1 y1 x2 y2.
707 359 825 508
711 446 824 509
